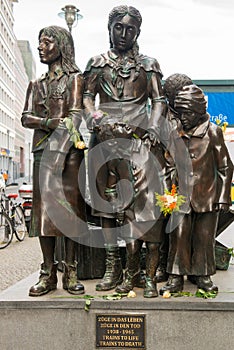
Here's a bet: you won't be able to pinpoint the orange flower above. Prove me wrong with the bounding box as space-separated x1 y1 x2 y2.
169 202 177 210
171 184 177 196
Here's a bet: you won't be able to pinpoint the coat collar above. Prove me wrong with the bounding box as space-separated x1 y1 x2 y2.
108 49 135 61
39 68 65 82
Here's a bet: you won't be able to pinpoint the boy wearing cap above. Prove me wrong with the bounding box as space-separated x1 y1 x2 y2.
160 81 233 295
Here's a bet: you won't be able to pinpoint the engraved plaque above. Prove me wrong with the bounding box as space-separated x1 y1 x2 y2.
96 314 145 348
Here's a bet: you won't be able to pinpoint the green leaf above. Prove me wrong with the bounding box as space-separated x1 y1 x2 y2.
171 291 194 297
51 292 128 303
85 299 91 312
57 199 74 214
197 288 206 295
64 117 73 131
102 292 127 300
228 247 234 257
70 134 77 142
83 295 95 300
195 289 218 299
133 133 139 139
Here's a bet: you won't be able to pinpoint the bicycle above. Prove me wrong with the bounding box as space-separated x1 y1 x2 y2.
0 190 27 249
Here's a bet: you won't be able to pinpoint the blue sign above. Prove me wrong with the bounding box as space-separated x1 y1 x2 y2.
205 92 234 126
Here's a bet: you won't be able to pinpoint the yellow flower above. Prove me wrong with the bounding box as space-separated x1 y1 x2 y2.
215 119 228 134
221 122 228 133
127 290 137 298
162 291 171 299
75 141 86 149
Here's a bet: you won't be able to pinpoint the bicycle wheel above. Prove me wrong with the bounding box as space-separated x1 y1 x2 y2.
0 212 13 249
13 205 27 241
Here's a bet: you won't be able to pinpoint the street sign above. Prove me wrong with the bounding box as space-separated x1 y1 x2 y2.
205 92 234 126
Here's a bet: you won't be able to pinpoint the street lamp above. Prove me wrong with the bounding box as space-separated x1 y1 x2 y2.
58 4 83 33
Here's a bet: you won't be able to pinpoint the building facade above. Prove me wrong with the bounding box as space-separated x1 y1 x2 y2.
0 0 35 182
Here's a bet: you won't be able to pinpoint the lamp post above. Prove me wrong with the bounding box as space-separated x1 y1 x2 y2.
58 4 83 33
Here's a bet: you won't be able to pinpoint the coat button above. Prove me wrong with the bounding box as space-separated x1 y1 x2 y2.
190 153 196 158
189 172 194 177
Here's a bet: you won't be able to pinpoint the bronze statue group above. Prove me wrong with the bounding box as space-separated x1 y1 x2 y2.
21 5 233 298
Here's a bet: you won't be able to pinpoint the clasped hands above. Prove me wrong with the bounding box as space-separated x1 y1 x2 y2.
94 122 133 142
94 121 159 147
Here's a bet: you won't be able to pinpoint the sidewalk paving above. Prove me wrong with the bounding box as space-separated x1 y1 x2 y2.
0 236 42 292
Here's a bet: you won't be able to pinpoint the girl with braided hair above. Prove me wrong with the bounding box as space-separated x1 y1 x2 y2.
83 5 167 297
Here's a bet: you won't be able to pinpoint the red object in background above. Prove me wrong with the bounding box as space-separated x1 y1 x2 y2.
19 184 33 233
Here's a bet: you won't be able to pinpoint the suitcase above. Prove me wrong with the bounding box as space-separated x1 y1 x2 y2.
55 225 106 279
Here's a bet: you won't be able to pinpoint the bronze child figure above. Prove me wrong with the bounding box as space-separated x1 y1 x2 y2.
160 78 233 295
155 73 194 284
21 26 86 296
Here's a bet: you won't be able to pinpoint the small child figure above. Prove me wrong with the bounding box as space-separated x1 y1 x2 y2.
95 120 135 221
155 73 193 283
160 82 233 295
96 119 171 298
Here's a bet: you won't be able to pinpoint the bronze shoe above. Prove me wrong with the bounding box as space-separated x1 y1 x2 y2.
96 245 123 291
115 270 140 294
29 262 58 297
159 274 184 295
144 276 158 298
196 276 218 293
62 261 85 295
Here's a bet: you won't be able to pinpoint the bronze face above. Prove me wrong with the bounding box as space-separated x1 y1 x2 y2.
179 112 201 131
110 14 140 52
38 34 60 65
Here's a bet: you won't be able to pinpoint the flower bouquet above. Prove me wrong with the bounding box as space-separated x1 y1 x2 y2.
155 184 185 216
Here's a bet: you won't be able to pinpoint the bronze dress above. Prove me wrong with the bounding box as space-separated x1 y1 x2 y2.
21 70 86 237
84 49 169 242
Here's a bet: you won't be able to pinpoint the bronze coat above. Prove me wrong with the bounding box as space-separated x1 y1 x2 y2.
166 114 233 276
83 51 166 214
168 114 233 213
21 72 87 237
83 50 168 241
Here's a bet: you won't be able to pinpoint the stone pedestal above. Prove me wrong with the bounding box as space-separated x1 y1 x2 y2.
0 263 234 350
